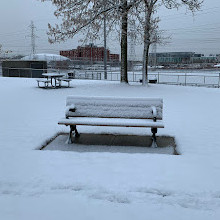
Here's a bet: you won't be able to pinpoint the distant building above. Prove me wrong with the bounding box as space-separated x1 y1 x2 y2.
149 52 194 65
60 44 119 62
149 52 218 65
2 60 47 78
191 53 217 63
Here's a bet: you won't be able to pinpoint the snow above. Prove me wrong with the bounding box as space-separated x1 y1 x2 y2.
65 96 163 119
1 77 220 219
58 117 164 128
21 53 70 62
214 64 220 67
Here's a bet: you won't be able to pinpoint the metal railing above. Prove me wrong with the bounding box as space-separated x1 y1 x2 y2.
148 72 220 88
103 70 220 88
1 66 220 88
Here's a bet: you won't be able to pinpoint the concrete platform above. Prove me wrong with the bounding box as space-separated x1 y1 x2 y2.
43 133 178 155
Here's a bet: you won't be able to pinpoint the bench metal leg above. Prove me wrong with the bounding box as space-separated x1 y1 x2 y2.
66 125 80 144
151 127 158 148
57 80 61 87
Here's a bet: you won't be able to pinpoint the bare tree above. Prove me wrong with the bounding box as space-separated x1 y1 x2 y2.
132 0 203 85
40 0 140 83
138 0 203 85
41 0 202 85
119 0 140 83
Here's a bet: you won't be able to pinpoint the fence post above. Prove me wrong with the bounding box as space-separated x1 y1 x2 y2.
185 73 187 86
218 73 220 88
158 72 159 84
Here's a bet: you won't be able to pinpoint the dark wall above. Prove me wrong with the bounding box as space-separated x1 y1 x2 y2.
2 60 47 78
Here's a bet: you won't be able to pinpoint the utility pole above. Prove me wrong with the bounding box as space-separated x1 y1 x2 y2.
129 19 136 71
103 0 107 79
152 32 157 70
90 43 93 65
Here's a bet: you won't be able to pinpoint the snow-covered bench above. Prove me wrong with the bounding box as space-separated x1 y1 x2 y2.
58 96 164 147
36 79 51 88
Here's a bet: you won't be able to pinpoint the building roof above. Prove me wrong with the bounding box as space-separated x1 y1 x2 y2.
21 53 70 62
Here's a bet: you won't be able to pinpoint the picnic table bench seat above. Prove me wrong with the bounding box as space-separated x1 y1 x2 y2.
56 78 72 87
58 96 164 147
36 79 51 88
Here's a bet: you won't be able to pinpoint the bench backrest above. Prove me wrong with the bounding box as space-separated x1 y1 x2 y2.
66 96 163 120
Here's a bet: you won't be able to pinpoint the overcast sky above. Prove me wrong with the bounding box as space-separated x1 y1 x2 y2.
0 0 220 59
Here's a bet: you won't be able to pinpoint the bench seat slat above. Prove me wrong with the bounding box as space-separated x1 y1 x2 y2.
58 117 164 128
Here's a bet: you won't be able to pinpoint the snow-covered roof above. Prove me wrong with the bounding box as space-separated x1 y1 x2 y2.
214 64 220 68
21 53 70 62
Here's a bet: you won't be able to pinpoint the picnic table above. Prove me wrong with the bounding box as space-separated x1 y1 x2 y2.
42 73 65 88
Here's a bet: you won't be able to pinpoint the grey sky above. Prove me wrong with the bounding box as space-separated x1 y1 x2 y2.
0 0 220 59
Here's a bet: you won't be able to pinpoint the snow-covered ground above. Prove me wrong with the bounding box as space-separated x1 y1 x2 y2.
1 77 220 220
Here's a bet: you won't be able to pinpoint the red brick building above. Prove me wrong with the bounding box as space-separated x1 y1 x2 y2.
60 44 119 62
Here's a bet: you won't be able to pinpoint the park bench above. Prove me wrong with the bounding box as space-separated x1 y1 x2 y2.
36 79 51 88
58 96 164 147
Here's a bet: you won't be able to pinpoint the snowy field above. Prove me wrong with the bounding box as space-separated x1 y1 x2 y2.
1 77 220 219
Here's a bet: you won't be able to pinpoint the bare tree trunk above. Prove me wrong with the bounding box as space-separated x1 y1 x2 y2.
142 40 150 86
142 5 152 86
120 0 128 83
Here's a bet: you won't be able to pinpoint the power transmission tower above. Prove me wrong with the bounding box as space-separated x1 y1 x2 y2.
28 21 37 56
129 19 136 70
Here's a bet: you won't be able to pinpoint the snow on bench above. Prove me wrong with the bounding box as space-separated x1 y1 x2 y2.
36 79 50 88
56 78 72 87
58 96 164 147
